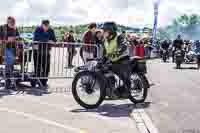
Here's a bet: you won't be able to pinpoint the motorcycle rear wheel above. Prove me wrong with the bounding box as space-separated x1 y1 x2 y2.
72 71 106 109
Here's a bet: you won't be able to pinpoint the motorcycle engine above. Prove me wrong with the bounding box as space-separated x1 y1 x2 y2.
105 73 116 88
104 73 119 97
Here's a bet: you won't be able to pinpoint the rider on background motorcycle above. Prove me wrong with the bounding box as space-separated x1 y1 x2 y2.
172 35 184 62
160 40 170 58
102 22 131 97
194 40 200 53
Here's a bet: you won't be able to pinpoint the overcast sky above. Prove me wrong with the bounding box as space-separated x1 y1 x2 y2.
0 0 199 27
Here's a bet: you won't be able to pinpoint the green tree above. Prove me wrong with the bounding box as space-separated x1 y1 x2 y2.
158 14 200 40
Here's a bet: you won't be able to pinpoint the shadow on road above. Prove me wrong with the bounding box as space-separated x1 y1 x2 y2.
173 67 199 70
0 90 8 98
185 62 197 65
70 102 151 118
12 83 51 96
161 60 171 63
0 83 51 97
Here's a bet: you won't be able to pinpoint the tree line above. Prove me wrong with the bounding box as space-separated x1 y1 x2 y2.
157 14 200 40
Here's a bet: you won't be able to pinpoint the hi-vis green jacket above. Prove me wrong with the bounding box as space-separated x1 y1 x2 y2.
103 36 129 62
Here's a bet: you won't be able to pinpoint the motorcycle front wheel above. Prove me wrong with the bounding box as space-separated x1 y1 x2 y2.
72 71 106 109
128 73 149 104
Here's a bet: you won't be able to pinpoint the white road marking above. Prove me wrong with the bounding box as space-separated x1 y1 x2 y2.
0 107 86 133
140 111 159 133
131 106 159 133
137 123 149 133
14 96 127 123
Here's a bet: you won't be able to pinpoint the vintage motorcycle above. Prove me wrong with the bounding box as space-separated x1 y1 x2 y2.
185 50 196 63
72 56 150 109
162 49 169 62
175 50 185 69
194 52 200 69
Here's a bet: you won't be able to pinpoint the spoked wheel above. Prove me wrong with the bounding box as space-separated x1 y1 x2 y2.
72 71 106 109
128 73 148 104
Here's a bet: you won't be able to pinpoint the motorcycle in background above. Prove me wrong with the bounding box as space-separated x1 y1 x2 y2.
162 49 169 62
175 50 184 69
195 52 200 69
185 50 196 63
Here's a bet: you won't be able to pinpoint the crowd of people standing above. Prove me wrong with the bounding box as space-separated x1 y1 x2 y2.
0 16 153 90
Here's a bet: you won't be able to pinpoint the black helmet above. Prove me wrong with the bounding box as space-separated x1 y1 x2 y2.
177 34 181 39
103 22 118 33
195 40 200 44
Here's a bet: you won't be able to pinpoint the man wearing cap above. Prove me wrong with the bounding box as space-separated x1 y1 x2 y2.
82 23 97 63
33 20 56 87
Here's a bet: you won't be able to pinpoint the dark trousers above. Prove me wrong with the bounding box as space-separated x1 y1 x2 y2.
80 47 84 63
172 50 175 62
33 50 50 86
111 57 131 90
68 48 74 67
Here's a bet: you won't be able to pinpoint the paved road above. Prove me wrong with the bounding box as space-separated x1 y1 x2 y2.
1 59 200 133
146 59 200 133
0 93 141 133
0 81 140 133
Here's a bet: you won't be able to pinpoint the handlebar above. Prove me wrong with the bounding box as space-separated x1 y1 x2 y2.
86 58 102 62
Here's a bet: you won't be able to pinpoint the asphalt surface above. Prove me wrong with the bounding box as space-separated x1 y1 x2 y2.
1 58 200 133
0 79 139 133
146 59 200 133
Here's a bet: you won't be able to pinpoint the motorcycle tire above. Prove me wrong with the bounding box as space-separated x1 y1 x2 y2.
163 56 167 62
176 62 181 69
128 74 149 104
72 71 106 109
197 63 200 69
5 79 11 89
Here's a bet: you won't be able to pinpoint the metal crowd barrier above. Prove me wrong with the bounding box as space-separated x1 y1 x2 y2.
0 41 100 89
24 41 99 79
0 41 24 79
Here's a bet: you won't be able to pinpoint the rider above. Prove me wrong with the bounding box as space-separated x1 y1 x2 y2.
172 35 184 62
160 40 170 58
194 40 200 53
102 22 131 97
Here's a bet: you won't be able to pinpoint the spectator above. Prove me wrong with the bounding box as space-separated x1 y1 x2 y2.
0 16 20 63
0 16 20 90
95 30 103 58
135 40 145 58
63 30 76 68
33 20 56 88
82 23 97 63
119 30 126 42
63 32 69 41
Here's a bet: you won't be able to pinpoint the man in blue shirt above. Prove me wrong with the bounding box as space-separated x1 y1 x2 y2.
33 20 56 87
